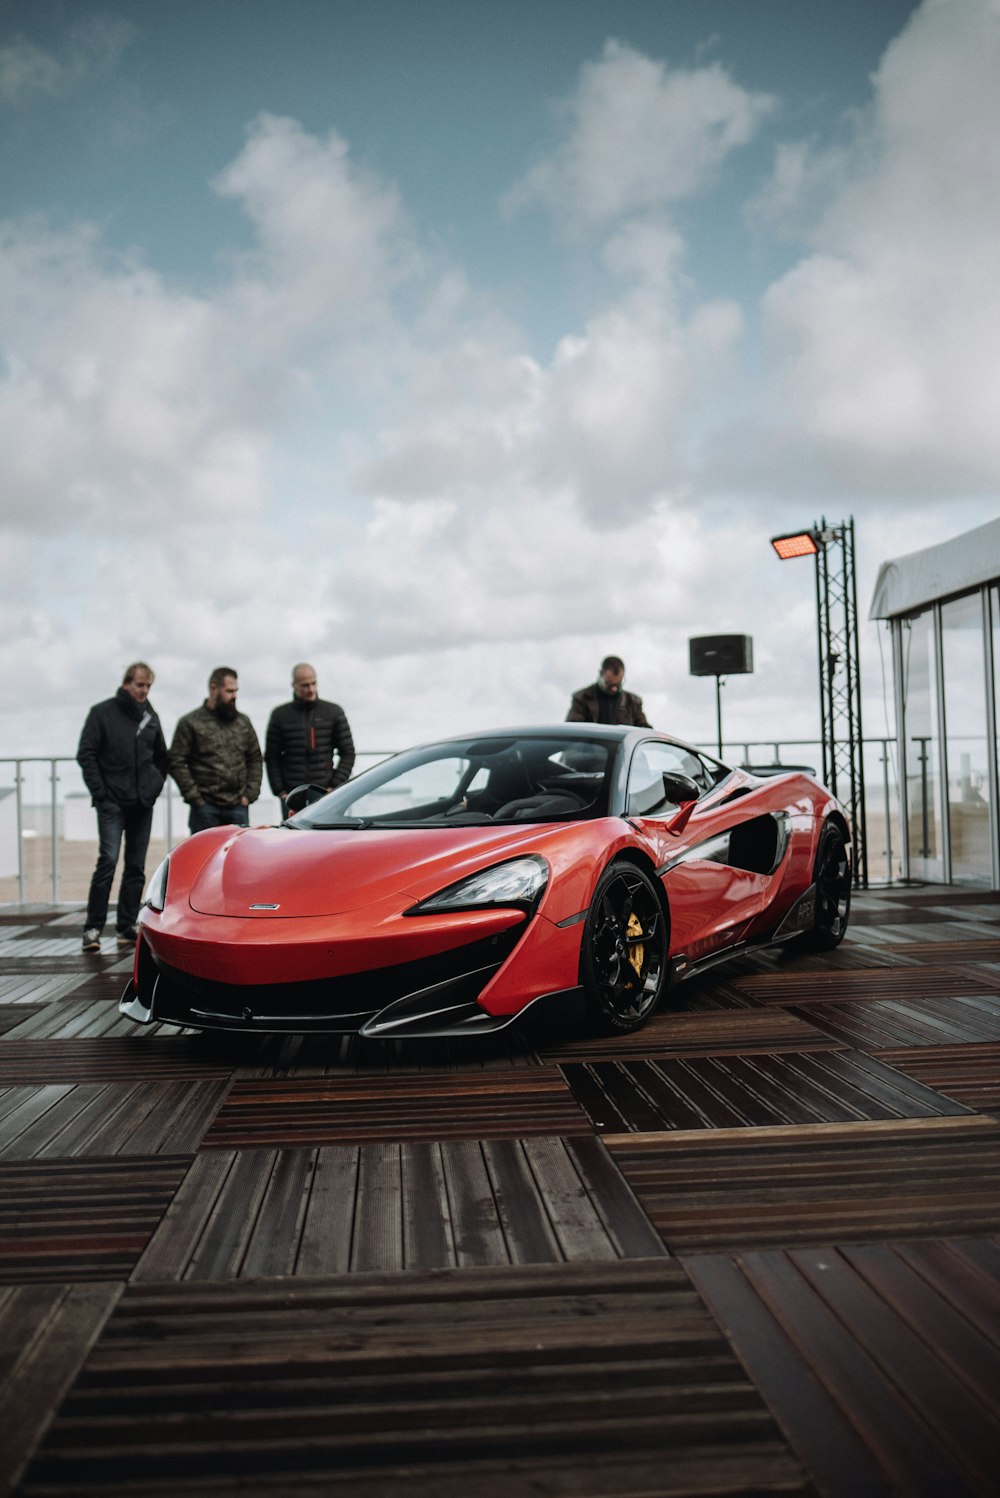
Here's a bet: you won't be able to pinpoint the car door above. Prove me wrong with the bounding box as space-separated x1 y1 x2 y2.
624 742 771 964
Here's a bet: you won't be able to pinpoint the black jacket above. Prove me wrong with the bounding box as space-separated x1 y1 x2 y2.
77 689 169 808
265 697 356 795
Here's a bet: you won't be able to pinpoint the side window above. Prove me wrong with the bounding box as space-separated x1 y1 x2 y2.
626 743 709 818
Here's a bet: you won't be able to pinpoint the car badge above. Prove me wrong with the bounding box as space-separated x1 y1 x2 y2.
249 902 280 910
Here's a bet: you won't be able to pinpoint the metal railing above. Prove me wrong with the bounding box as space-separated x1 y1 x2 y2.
0 739 905 905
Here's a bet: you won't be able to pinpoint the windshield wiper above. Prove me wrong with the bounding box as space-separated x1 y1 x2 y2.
298 818 375 830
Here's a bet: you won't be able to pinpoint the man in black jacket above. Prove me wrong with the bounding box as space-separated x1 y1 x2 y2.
265 663 355 808
77 662 169 952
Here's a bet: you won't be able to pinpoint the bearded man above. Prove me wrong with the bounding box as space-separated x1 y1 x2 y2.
168 666 262 834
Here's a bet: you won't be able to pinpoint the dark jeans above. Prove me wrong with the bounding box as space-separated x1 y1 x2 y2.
85 801 154 934
189 802 250 834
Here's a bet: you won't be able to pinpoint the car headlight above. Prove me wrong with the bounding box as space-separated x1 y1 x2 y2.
143 857 169 912
407 855 548 915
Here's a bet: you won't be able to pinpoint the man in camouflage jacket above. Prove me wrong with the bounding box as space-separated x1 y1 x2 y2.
168 666 262 834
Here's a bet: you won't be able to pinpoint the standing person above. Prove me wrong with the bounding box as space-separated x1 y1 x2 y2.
566 655 651 727
77 662 168 952
168 666 262 834
265 662 356 807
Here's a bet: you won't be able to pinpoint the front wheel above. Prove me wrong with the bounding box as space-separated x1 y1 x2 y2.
581 862 669 1033
802 821 852 949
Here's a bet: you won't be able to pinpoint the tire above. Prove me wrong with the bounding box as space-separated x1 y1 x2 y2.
802 821 852 949
581 862 669 1033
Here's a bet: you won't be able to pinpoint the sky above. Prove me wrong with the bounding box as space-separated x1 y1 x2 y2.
2 0 999 767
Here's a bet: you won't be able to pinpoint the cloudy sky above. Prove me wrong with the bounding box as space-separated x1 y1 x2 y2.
2 0 999 767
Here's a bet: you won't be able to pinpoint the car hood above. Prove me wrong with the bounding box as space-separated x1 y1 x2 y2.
186 822 558 917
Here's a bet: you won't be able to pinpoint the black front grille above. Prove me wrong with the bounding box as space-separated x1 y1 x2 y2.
145 926 523 1028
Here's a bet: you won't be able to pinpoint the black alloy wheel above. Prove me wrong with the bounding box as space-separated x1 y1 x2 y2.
581 862 669 1033
804 821 852 949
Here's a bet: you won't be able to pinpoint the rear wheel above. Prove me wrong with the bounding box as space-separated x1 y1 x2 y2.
803 821 852 949
581 862 669 1033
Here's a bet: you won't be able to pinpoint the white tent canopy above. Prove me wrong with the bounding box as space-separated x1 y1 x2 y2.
870 516 1000 620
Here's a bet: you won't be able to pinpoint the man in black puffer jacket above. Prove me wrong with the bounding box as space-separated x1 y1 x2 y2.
265 662 356 808
77 661 169 951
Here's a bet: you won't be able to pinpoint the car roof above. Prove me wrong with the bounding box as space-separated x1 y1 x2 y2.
420 724 722 759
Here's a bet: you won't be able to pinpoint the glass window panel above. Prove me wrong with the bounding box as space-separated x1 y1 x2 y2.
942 593 991 885
626 742 709 818
901 609 944 881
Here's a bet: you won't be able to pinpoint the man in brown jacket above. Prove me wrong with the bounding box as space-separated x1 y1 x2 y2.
566 655 651 727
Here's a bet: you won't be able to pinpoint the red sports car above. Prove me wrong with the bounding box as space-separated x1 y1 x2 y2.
121 725 851 1039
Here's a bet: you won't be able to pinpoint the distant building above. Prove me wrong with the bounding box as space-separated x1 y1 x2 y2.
870 518 1000 887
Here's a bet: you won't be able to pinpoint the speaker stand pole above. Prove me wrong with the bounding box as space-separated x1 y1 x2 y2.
715 675 725 757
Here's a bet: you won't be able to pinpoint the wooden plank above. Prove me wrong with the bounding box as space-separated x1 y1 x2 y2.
240 1148 315 1279
537 1006 835 1063
437 1139 507 1268
185 1149 277 1280
0 1037 235 1083
200 1071 591 1148
564 1135 667 1259
788 1244 1000 1489
873 1042 1000 1110
351 1142 404 1272
296 1146 358 1277
683 1252 891 1498
520 1137 618 1263
400 1142 455 1270
479 1138 561 1265
891 1238 1000 1330
17 1261 807 1497
0 1158 187 1283
733 967 1000 1005
840 1241 1000 1415
606 1116 1000 1251
130 1152 237 1283
0 1282 121 1498
729 1247 995 1497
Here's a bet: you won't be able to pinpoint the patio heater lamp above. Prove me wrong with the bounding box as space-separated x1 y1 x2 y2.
769 518 867 886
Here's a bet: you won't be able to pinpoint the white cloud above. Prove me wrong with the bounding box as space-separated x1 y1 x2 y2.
747 0 1000 496
505 39 774 232
2 13 998 772
0 17 134 105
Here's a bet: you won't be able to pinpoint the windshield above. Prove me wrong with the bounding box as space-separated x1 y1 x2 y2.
293 734 614 828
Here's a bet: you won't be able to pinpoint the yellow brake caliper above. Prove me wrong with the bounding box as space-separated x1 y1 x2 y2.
626 913 644 977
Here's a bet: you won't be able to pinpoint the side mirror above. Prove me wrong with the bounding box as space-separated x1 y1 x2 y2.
662 772 701 804
662 772 700 836
284 783 328 816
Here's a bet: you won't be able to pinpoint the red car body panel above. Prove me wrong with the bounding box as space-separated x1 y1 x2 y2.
122 727 849 1039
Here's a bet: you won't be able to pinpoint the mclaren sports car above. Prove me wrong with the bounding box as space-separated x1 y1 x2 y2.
121 725 852 1039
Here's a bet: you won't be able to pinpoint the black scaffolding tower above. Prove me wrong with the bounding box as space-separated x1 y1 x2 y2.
771 516 868 888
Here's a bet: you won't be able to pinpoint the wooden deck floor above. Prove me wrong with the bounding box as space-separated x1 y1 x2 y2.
1 887 999 1496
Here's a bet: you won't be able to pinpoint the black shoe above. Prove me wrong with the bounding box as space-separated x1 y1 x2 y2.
82 928 101 952
116 926 139 948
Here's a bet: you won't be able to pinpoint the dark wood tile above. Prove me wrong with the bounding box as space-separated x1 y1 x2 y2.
0 1157 188 1283
686 1239 1000 1498
732 966 1000 1006
607 1115 1000 1252
200 1070 591 1149
133 1137 664 1280
563 1051 969 1134
791 994 1000 1051
536 1007 837 1064
18 1261 807 1497
873 1042 1000 1112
